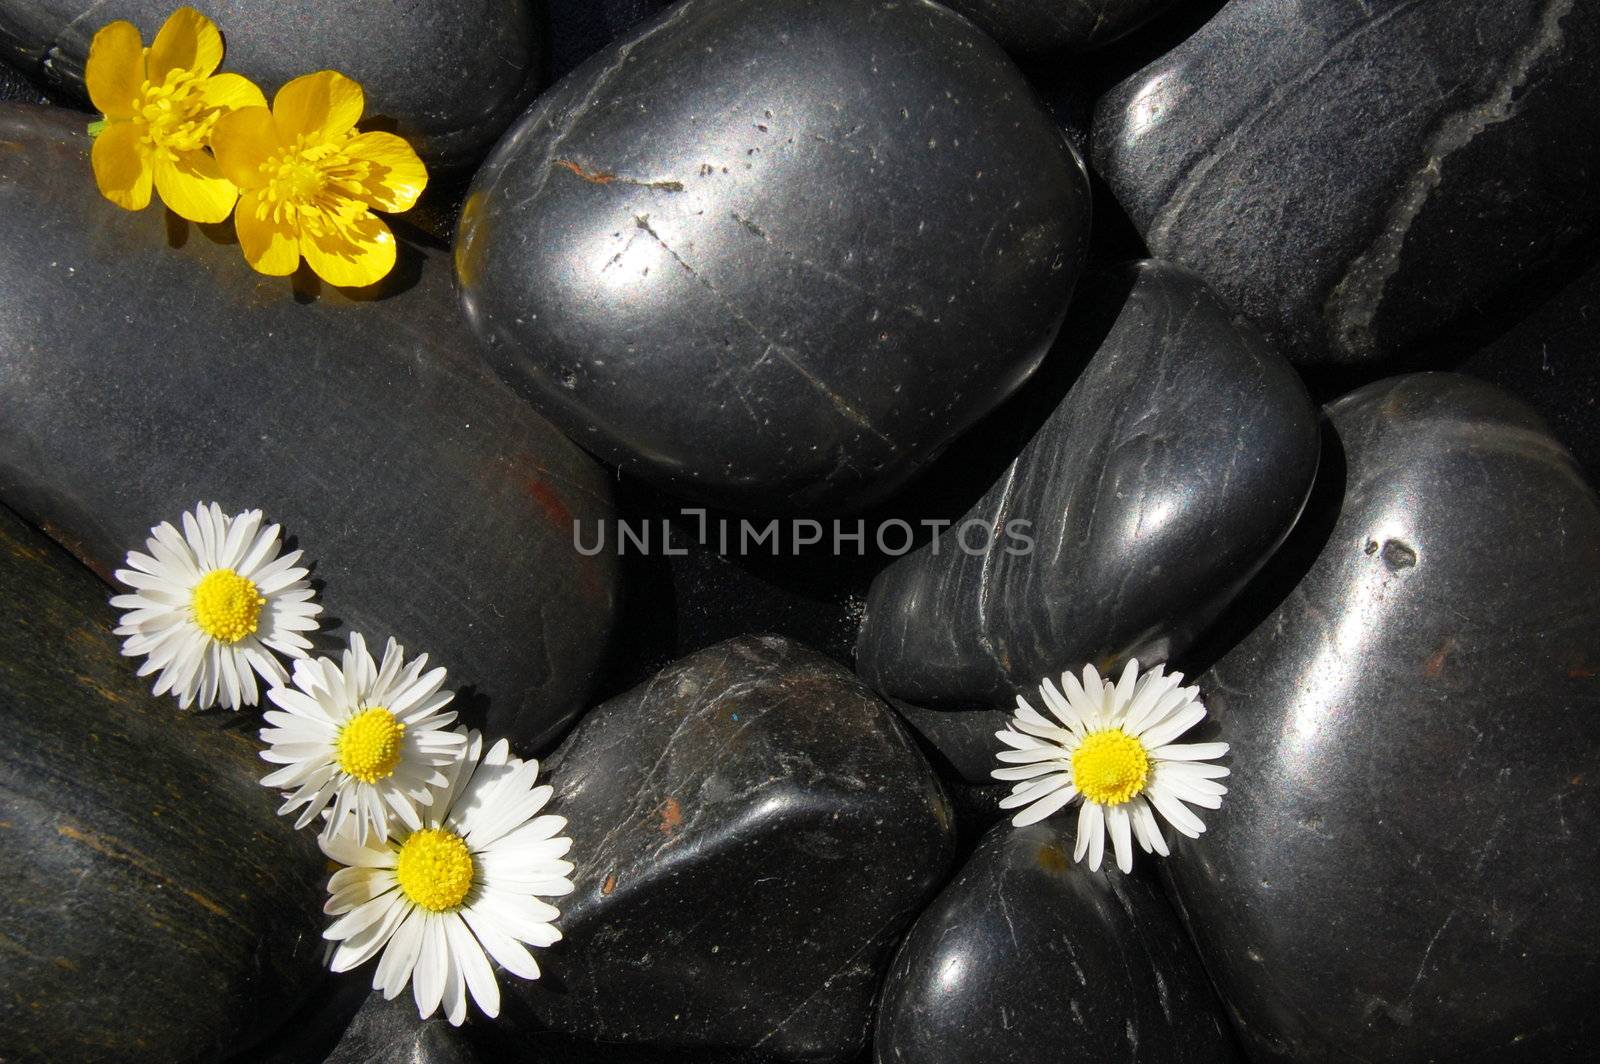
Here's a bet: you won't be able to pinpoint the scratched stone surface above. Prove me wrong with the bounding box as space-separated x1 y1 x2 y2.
1172 374 1600 1061
874 821 1239 1064
456 0 1090 513
478 636 956 1063
1092 0 1600 364
0 105 619 753
939 0 1180 54
0 0 543 168
319 991 479 1064
855 262 1320 707
0 504 327 1063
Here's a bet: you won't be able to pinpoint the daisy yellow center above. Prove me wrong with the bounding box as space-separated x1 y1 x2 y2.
130 70 219 158
335 708 406 783
396 828 475 912
190 568 264 645
1072 729 1150 806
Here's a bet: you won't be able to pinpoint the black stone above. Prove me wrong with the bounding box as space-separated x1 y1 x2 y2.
875 821 1240 1064
490 636 956 1063
0 504 326 1063
546 0 672 79
0 105 619 752
457 0 1091 513
323 992 478 1064
856 261 1320 706
889 699 1010 785
941 0 1180 54
0 0 545 168
1092 0 1600 364
1449 253 1600 483
1175 374 1600 1061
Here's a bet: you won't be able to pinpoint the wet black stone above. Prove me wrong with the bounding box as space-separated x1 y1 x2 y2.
457 0 1091 513
856 261 1320 706
1175 374 1600 1061
0 105 619 752
0 0 544 168
1092 0 1600 364
1450 253 1600 482
323 992 478 1064
491 636 956 1063
941 0 1180 54
889 699 1010 785
546 0 672 79
0 505 326 1063
875 821 1239 1064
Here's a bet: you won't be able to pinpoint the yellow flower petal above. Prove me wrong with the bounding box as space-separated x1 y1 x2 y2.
273 70 364 143
235 190 301 276
211 106 279 191
91 121 152 211
85 20 144 119
198 72 268 116
153 150 238 224
300 212 396 288
346 131 428 213
148 6 224 83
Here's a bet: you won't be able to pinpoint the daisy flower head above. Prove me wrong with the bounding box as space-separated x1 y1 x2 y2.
321 730 575 1025
260 632 467 844
992 660 1229 873
85 6 266 221
209 69 428 287
111 501 321 710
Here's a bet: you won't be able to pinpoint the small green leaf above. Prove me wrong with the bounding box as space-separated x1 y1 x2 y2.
86 119 107 138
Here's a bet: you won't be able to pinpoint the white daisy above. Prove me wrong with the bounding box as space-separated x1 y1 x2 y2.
992 660 1230 873
320 730 575 1025
111 501 321 710
259 632 467 844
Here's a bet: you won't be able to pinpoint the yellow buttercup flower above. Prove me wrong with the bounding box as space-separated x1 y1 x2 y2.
85 6 265 222
211 70 428 287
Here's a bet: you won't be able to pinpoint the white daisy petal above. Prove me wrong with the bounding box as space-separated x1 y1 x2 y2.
259 632 461 845
1107 803 1134 873
1010 783 1078 827
993 660 1227 871
318 728 573 1025
111 503 320 711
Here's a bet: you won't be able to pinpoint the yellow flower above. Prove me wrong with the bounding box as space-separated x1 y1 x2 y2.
211 70 428 287
86 6 265 222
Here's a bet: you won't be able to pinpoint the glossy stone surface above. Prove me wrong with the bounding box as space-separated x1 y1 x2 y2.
0 505 326 1063
457 0 1090 513
1176 374 1600 1061
324 992 477 1064
1093 0 1600 364
495 636 955 1062
0 0 543 167
856 261 1320 706
876 821 1239 1064
0 105 618 751
1450 253 1600 482
890 699 1010 785
942 0 1180 54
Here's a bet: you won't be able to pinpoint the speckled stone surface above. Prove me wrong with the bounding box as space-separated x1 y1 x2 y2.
941 0 1180 54
0 105 618 752
1093 0 1600 364
457 0 1090 513
1175 374 1600 1061
0 0 543 167
0 504 327 1063
322 992 478 1064
856 262 1320 706
875 821 1239 1064
489 636 955 1063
